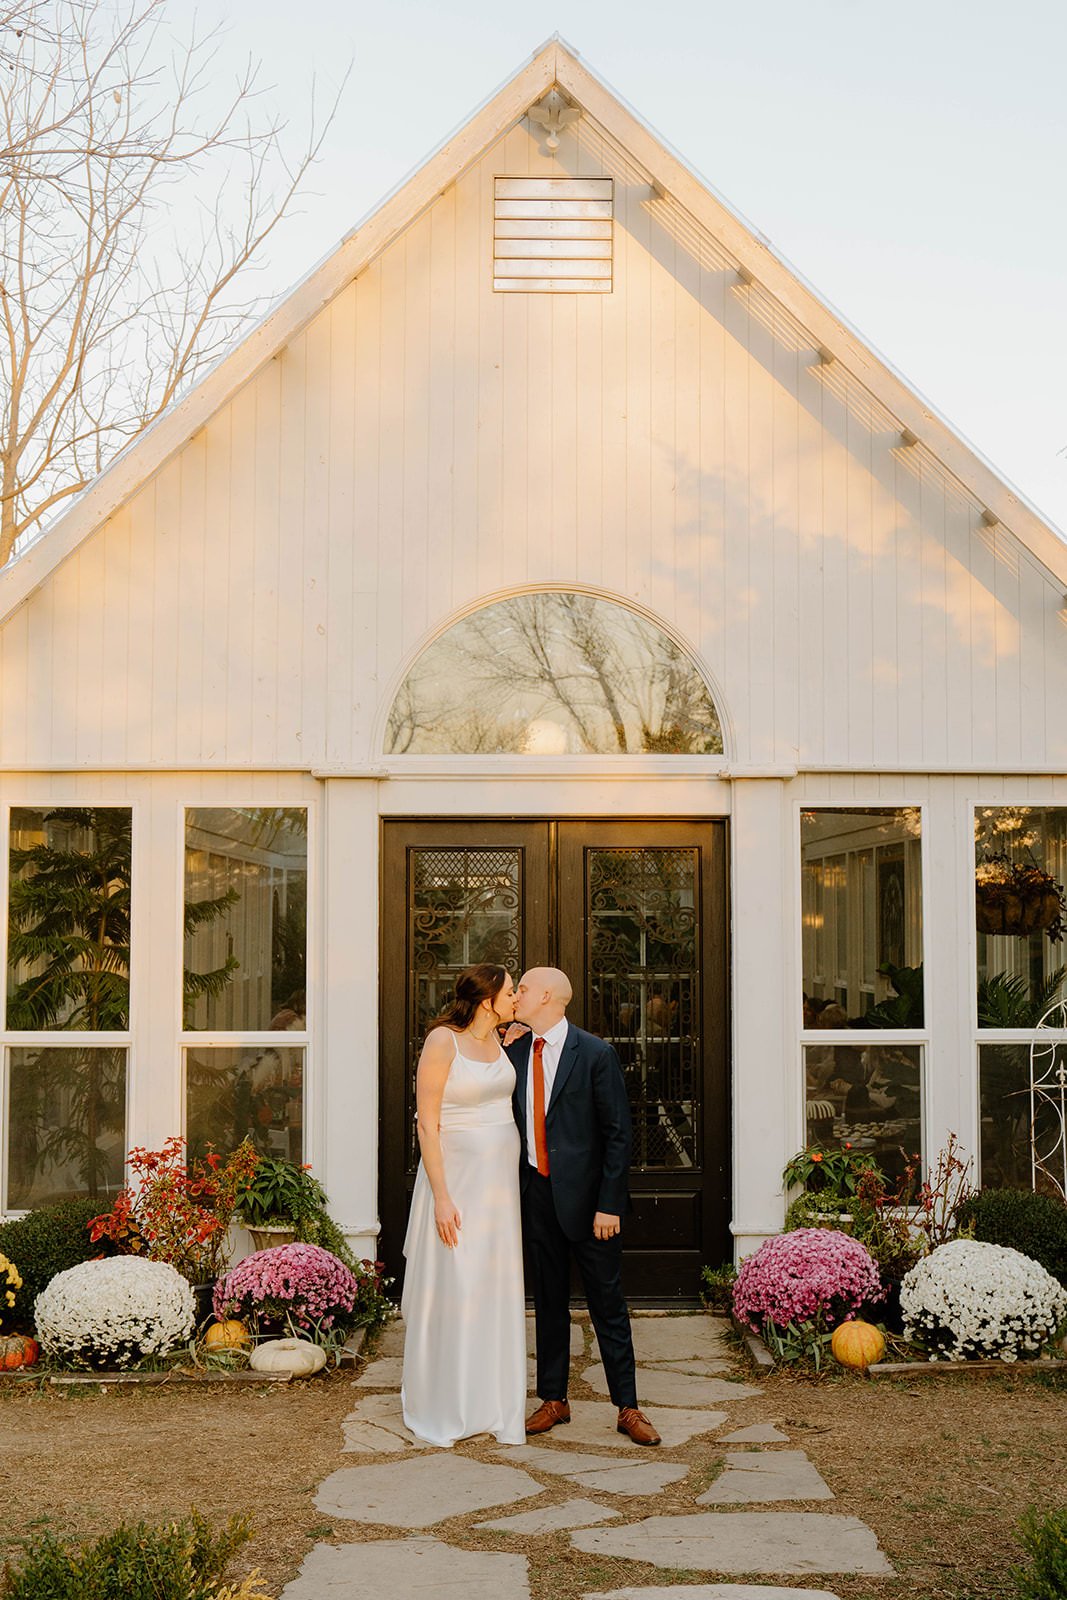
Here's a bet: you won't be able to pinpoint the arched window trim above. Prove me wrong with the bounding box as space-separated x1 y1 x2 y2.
374 583 732 762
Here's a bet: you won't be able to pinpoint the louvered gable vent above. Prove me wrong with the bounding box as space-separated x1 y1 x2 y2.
494 177 613 293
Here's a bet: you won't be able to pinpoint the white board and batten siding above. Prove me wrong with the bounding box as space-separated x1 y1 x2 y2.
0 114 1064 773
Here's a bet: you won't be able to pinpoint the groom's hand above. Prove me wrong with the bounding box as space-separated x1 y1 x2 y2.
501 1022 530 1046
593 1212 620 1241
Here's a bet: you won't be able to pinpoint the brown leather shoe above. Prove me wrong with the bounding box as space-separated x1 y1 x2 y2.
617 1406 661 1446
525 1399 571 1434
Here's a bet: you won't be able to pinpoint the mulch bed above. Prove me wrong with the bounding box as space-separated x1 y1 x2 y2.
1 1332 1064 1600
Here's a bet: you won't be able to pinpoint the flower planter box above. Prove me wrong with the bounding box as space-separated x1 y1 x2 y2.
48 1368 295 1386
869 1357 1067 1376
730 1314 775 1370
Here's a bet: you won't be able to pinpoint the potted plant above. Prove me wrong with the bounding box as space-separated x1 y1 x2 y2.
234 1157 355 1263
782 1143 882 1223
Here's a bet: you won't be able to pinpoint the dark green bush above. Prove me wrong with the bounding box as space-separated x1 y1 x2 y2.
699 1261 737 1313
1 1512 253 1600
1011 1505 1067 1599
0 1197 103 1324
956 1187 1067 1288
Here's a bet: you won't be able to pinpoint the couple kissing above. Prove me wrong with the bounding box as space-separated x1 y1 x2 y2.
400 962 660 1449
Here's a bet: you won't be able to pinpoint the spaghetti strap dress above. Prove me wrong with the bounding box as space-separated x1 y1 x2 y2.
400 1033 526 1446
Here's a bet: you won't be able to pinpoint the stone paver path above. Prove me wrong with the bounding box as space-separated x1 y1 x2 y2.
585 1361 763 1407
587 1588 844 1599
282 1536 530 1598
552 1396 727 1450
497 1442 690 1494
722 1422 790 1444
315 1453 543 1528
475 1496 621 1533
280 1311 895 1600
572 1511 895 1576
696 1449 834 1505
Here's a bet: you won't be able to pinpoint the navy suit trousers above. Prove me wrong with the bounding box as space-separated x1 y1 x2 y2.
523 1169 637 1409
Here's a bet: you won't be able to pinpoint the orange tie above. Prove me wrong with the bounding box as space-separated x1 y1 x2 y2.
532 1036 550 1176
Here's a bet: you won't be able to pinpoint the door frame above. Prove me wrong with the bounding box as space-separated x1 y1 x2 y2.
378 814 731 1303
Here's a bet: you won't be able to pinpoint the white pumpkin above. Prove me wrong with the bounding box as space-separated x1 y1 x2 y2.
250 1337 327 1377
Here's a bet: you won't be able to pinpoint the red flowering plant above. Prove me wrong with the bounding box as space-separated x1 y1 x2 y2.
90 1136 259 1285
782 1143 881 1201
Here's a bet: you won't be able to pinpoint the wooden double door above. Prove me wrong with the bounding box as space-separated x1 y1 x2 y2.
380 819 729 1301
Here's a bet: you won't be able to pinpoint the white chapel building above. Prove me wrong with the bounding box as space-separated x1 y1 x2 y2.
2 39 1066 1299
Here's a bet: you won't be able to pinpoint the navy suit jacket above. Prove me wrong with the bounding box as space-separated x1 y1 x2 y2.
507 1023 632 1243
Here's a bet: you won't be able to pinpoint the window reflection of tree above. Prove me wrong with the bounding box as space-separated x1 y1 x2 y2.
386 593 723 755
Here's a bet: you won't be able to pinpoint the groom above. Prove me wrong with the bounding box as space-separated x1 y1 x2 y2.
506 967 661 1447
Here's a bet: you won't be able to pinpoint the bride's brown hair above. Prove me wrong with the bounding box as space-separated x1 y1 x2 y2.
432 963 509 1031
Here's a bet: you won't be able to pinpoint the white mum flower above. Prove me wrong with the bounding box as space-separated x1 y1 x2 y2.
900 1238 1067 1362
35 1257 194 1370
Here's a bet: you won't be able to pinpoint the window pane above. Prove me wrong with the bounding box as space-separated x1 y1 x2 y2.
184 808 307 1031
6 1046 126 1208
979 1041 1067 1196
801 809 923 1027
976 807 1067 1026
7 807 132 1031
385 591 723 755
185 1045 304 1163
804 1043 922 1185
586 849 700 1172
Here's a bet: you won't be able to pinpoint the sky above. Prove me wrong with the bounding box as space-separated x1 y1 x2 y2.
191 0 1067 535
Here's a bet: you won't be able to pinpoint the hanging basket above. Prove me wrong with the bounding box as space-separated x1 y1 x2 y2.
976 880 1063 937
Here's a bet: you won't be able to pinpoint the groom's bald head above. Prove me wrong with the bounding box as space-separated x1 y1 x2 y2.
514 966 572 1029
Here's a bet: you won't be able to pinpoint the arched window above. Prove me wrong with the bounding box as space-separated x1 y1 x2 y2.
385 591 723 756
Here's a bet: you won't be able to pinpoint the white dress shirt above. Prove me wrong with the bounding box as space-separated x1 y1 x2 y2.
524 1015 569 1169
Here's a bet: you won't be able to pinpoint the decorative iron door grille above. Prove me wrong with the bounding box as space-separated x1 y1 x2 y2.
407 846 522 1167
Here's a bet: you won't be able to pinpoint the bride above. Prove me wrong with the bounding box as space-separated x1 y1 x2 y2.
401 962 526 1446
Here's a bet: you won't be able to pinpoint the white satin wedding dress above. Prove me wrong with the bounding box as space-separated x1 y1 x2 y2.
400 1032 526 1446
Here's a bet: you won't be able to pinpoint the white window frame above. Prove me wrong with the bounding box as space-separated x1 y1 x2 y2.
795 800 930 1171
177 800 314 1165
971 799 1067 1189
0 797 138 1215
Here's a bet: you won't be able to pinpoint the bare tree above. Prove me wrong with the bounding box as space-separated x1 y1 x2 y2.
0 0 345 564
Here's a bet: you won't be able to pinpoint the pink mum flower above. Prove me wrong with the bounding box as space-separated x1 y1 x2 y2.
732 1228 882 1333
214 1242 360 1333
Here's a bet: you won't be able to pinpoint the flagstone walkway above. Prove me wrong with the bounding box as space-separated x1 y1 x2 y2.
280 1313 894 1598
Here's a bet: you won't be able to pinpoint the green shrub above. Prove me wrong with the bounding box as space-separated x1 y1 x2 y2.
1011 1505 1067 1600
0 1511 264 1600
699 1261 736 1313
957 1188 1067 1288
3 1510 262 1600
0 1197 103 1325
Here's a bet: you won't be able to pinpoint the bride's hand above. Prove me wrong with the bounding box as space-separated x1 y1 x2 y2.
500 1022 530 1046
434 1197 462 1248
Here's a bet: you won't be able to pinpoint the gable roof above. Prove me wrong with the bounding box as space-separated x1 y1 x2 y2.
3 34 1066 624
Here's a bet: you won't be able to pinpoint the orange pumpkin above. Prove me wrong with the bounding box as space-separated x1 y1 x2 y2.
831 1319 885 1372
203 1319 251 1351
0 1334 39 1370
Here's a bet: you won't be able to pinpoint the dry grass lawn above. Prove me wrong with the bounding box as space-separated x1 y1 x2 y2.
1 1341 1064 1600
